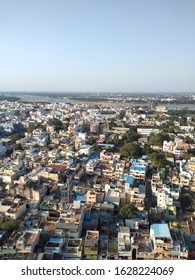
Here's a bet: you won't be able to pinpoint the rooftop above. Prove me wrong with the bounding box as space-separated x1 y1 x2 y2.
151 223 172 239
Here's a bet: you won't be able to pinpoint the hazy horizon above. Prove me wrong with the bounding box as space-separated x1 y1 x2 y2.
0 91 194 96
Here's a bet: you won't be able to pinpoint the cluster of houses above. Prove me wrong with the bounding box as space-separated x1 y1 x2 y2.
0 100 195 260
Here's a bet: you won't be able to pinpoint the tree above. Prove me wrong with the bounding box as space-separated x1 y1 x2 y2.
0 220 19 231
93 143 99 152
185 136 194 144
180 194 193 209
148 132 171 146
86 137 96 145
81 123 89 133
119 110 125 119
48 118 63 132
120 143 141 158
119 203 138 219
148 152 166 168
10 133 24 144
13 143 23 150
123 127 140 143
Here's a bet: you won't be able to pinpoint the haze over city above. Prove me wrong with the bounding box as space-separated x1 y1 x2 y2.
0 0 195 93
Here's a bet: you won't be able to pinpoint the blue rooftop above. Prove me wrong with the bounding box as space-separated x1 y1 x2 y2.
75 194 86 202
130 165 146 172
90 152 100 159
125 176 135 185
49 237 63 244
85 213 91 221
151 224 172 239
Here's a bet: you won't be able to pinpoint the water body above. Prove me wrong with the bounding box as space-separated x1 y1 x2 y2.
1 92 67 103
1 92 195 110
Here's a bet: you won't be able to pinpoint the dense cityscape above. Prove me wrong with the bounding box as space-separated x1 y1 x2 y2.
0 93 195 260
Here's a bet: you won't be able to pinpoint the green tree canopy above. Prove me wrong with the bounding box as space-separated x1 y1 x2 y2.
120 143 141 158
148 132 172 146
86 137 96 145
148 152 166 168
119 203 138 219
81 123 89 133
179 194 193 209
13 143 23 150
0 220 19 231
48 118 63 132
10 133 24 144
123 127 140 143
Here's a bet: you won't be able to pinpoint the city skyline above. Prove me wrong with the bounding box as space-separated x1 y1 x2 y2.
0 0 195 92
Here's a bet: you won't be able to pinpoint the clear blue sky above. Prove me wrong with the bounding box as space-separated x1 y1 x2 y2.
0 0 194 93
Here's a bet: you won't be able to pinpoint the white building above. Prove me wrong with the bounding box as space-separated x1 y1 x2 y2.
157 191 173 210
78 145 93 156
137 128 160 136
163 141 174 153
86 159 98 174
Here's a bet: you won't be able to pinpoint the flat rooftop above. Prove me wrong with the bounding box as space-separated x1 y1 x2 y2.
151 223 172 239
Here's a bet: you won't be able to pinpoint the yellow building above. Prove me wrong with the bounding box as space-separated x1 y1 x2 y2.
188 157 195 171
40 168 59 182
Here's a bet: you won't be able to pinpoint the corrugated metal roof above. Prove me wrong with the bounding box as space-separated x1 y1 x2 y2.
151 223 171 239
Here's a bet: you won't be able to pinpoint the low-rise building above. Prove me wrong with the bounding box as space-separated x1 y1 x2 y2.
150 223 173 260
84 230 99 260
16 229 41 253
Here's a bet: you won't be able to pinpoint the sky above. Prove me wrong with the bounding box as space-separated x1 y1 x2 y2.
0 0 194 93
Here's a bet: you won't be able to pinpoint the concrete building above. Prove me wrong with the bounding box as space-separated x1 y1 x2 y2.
16 229 41 253
84 230 99 260
55 202 85 238
118 226 131 259
150 223 173 260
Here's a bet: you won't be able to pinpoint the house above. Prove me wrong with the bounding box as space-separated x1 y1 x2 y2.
61 238 83 260
137 128 160 137
78 145 93 156
44 236 64 254
16 229 41 253
55 201 85 238
163 141 174 153
84 230 99 260
118 226 131 259
125 176 135 189
130 160 147 180
150 223 173 260
5 195 27 220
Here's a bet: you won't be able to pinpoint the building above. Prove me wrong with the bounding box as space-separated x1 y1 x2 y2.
150 223 173 260
55 201 85 238
130 160 147 180
86 159 98 174
5 196 27 220
188 157 195 172
163 141 174 153
78 145 93 156
61 238 83 260
0 144 6 156
44 236 64 254
125 176 135 189
84 230 99 260
118 226 131 259
137 128 160 137
16 229 41 253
